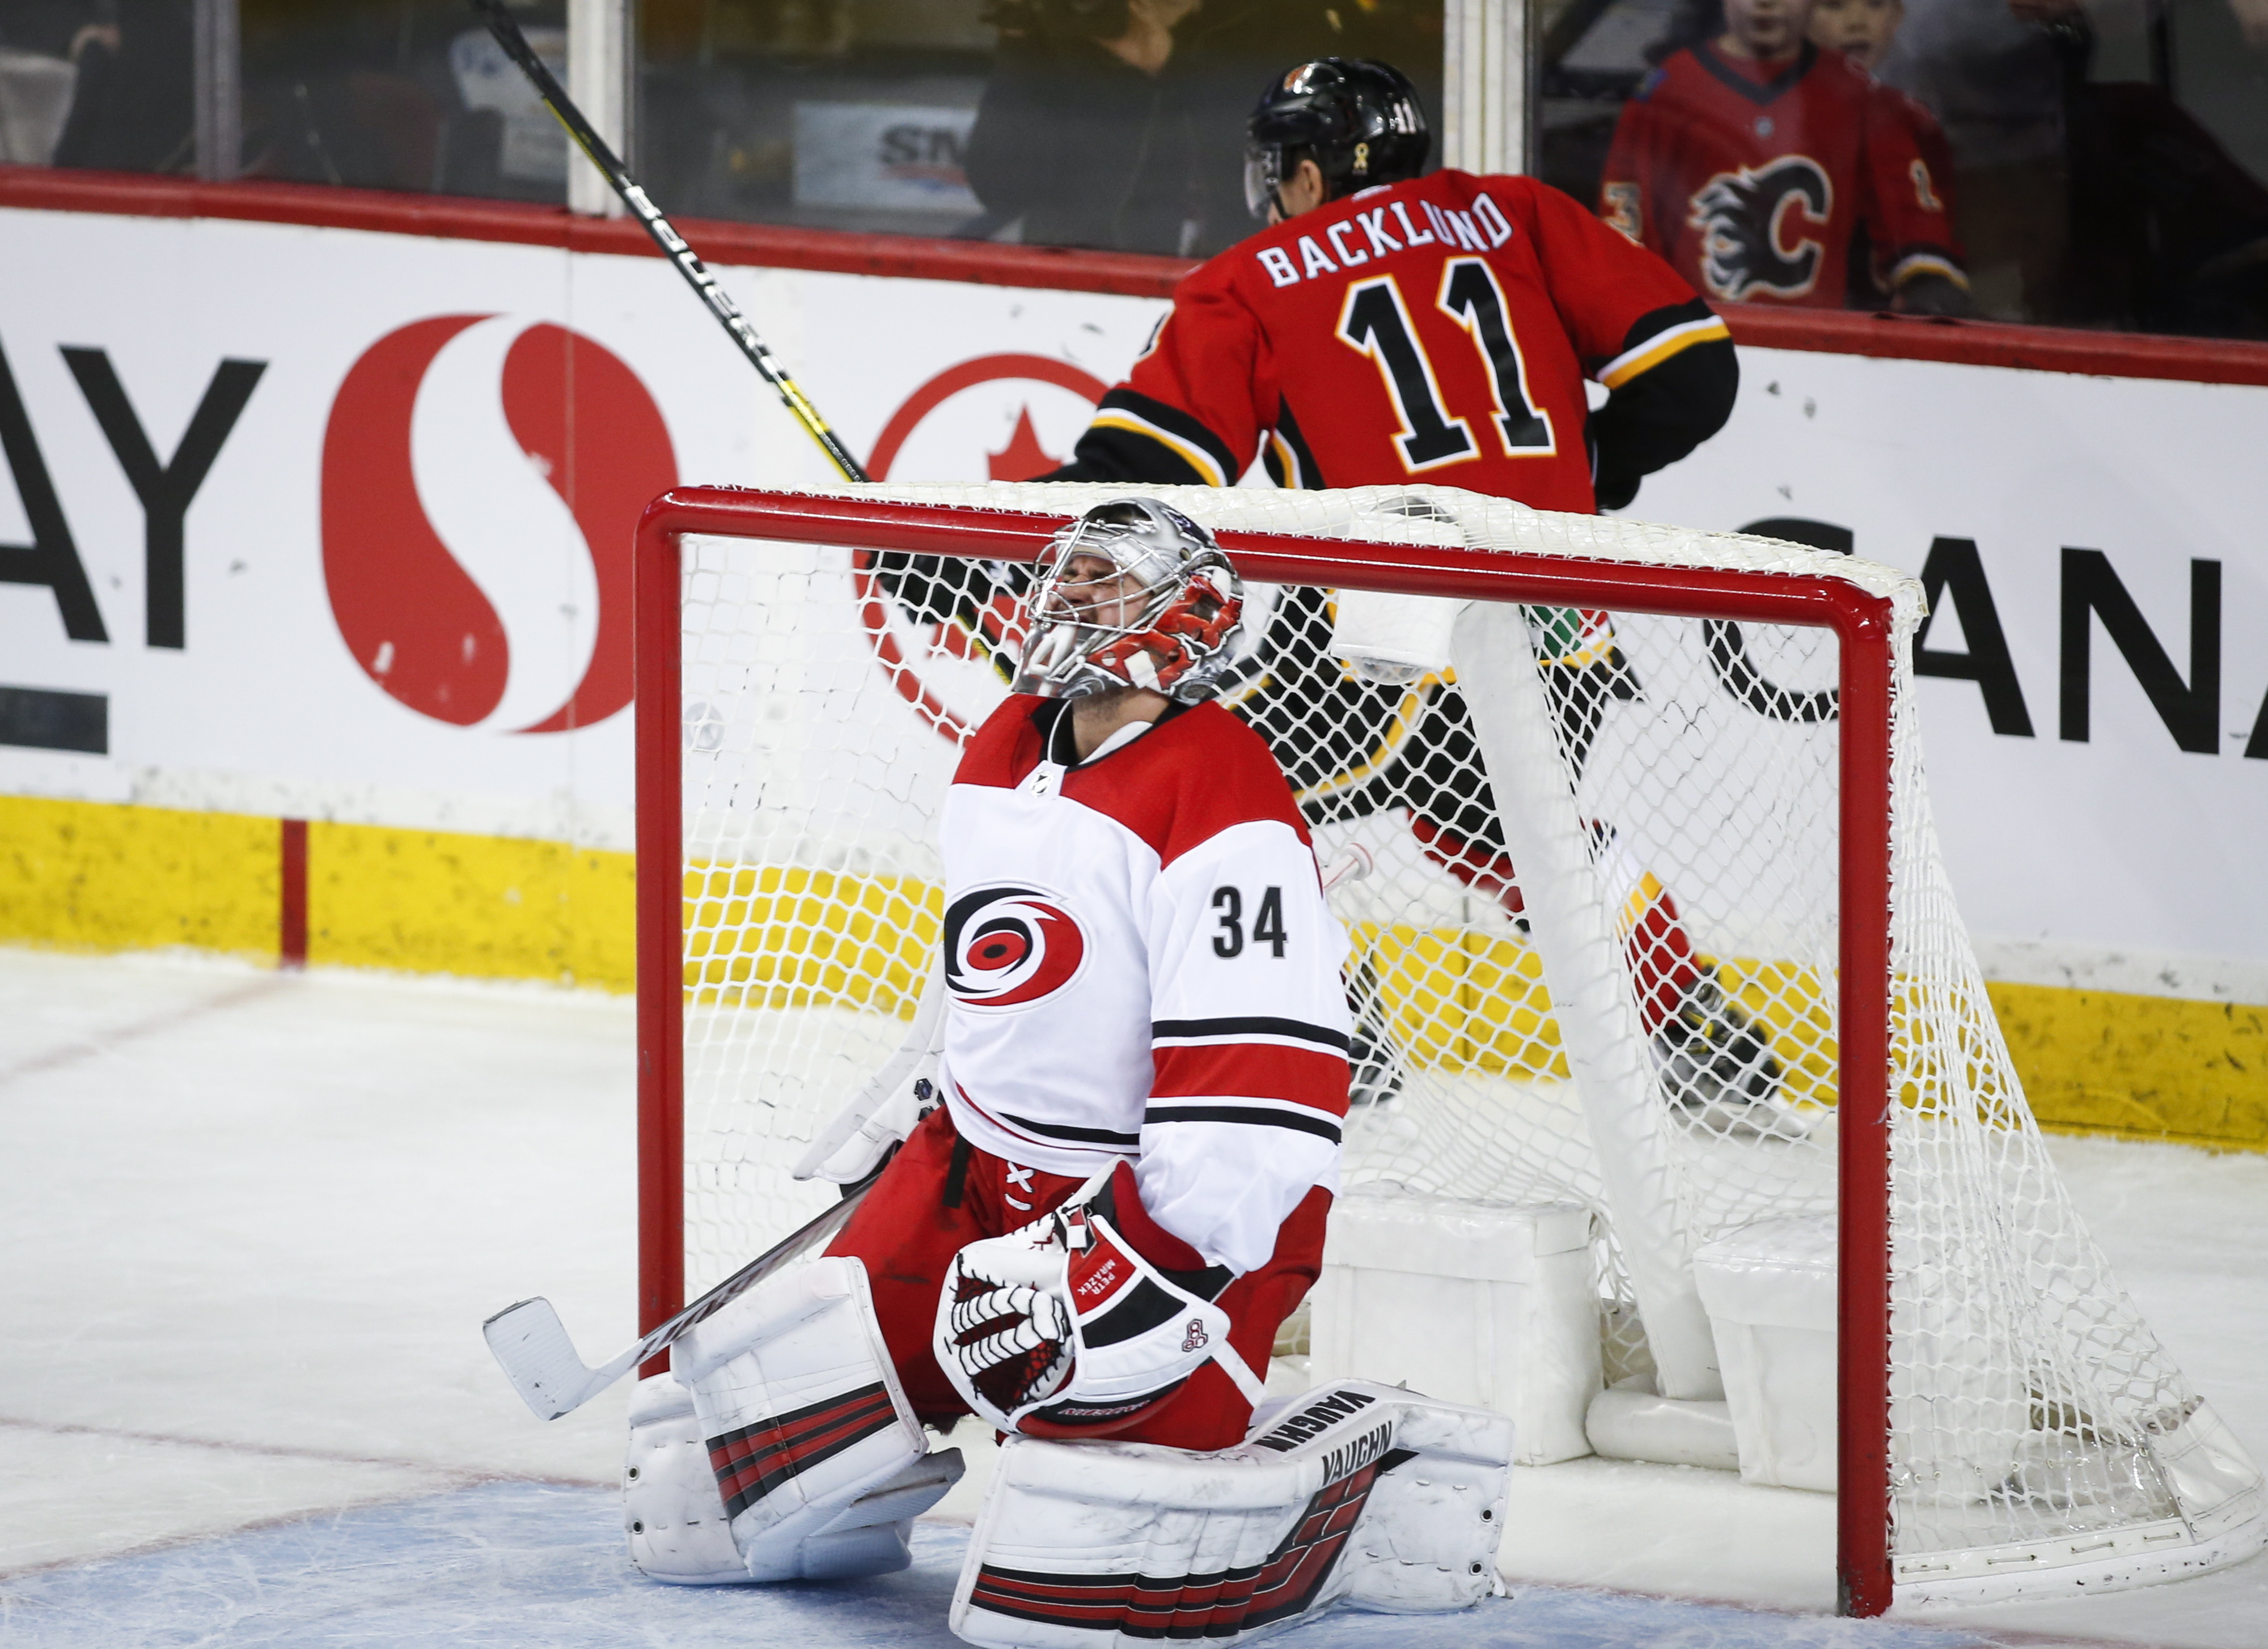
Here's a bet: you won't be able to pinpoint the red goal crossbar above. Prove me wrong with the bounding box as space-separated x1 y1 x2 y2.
629 486 1899 1616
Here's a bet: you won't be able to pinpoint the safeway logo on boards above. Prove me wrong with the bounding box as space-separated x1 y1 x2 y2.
319 315 676 735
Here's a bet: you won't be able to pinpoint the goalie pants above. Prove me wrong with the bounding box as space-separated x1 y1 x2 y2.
825 1105 1328 1451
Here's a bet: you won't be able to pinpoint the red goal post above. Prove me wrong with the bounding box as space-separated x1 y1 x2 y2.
629 484 1902 1612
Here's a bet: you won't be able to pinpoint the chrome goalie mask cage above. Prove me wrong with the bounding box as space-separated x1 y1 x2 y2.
1009 498 1247 702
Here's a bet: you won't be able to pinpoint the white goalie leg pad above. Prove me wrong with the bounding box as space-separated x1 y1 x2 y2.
674 1254 962 1583
947 1380 1514 1648
624 1373 752 1584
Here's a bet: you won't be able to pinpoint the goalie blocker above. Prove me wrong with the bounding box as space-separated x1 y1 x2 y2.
954 1379 1516 1647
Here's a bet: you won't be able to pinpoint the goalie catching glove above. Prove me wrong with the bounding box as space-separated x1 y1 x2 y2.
936 1161 1266 1437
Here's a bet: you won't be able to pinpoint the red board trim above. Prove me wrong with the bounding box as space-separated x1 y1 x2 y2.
7 164 2265 386
0 163 1188 300
1717 304 2268 388
278 817 308 969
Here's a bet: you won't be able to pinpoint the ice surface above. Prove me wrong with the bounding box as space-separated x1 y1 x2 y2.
0 1482 2002 1649
0 947 632 1572
2 946 2262 1645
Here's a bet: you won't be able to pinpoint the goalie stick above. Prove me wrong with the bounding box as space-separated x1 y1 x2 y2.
484 1167 883 1421
483 846 1376 1421
484 953 957 1421
468 0 870 484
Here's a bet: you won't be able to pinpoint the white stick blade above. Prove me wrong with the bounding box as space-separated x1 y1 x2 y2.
482 1297 603 1421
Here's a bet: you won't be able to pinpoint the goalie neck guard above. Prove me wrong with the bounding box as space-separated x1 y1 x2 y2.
1244 57 1431 221
1010 498 1246 703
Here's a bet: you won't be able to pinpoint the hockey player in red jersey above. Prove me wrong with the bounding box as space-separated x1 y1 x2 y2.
1027 61 1779 1125
1051 60 1736 515
1599 0 1968 312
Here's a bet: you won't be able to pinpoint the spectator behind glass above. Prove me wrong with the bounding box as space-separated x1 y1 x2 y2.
1808 0 1905 66
965 0 1432 258
1601 0 1969 312
2049 0 2268 336
1881 0 2268 330
1806 0 1966 307
1169 0 1445 255
1871 0 2072 320
51 0 193 173
964 0 1208 256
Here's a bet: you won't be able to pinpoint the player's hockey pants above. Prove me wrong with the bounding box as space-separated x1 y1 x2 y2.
824 1105 1328 1450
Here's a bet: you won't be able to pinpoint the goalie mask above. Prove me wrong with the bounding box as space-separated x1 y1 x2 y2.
1010 498 1246 703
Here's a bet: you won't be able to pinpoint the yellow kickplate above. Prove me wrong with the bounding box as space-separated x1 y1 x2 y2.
307 820 634 989
3 795 2262 1149
0 792 277 959
1990 982 2268 1152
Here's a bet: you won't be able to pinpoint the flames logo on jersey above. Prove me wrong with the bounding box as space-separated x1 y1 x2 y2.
944 884 1089 1011
1687 156 1833 302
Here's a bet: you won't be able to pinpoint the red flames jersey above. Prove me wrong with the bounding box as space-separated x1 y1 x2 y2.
937 697 1351 1275
1600 41 1962 307
1081 169 1721 512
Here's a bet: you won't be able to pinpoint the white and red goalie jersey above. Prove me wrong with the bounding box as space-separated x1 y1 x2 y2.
936 693 1352 1277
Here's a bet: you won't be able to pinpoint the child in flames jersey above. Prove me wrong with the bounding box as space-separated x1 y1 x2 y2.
1048 166 1735 515
1600 34 1967 310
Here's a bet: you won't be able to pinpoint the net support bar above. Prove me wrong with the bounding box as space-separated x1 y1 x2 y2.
629 486 1898 1613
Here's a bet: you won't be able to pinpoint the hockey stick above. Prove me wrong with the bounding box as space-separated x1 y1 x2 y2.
484 957 954 1421
467 0 870 484
484 1167 882 1421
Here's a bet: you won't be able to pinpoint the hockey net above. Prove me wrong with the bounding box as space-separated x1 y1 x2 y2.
638 480 2262 1613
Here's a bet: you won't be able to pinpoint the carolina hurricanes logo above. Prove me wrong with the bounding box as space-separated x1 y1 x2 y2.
319 315 676 731
943 883 1089 1010
1687 156 1833 302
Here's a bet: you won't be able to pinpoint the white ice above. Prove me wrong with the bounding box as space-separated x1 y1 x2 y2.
2 946 2262 1646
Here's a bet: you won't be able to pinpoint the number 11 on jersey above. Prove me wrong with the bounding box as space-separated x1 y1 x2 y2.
1335 258 1558 474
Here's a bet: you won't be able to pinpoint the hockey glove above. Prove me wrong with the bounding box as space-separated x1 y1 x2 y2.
934 1163 1258 1438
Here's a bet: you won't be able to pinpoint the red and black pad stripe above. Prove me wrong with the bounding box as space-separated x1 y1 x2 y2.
966 1450 1415 1638
706 1381 896 1520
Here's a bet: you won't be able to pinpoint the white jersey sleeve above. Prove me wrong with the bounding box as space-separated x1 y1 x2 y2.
1137 816 1351 1273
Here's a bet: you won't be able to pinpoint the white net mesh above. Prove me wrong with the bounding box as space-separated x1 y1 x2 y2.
672 481 2260 1600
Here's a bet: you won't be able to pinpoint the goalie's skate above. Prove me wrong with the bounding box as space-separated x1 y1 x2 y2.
1652 974 1806 1139
1345 1019 1405 1110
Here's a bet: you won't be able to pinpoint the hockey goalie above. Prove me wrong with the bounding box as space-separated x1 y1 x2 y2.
623 499 1516 1643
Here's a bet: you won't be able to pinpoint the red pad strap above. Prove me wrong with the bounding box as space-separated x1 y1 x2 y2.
1097 1160 1209 1274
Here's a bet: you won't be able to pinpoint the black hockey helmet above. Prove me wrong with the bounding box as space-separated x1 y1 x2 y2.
1243 58 1430 221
